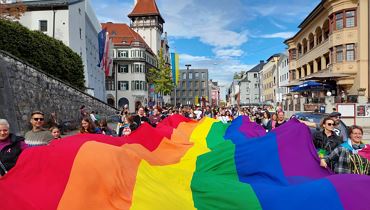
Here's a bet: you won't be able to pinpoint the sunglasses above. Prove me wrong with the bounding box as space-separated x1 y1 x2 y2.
33 118 44 121
326 123 335 126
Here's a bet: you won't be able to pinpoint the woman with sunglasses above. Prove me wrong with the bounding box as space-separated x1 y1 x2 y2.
313 116 343 158
320 125 370 175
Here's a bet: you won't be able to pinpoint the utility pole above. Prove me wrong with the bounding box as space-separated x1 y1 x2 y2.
185 64 191 106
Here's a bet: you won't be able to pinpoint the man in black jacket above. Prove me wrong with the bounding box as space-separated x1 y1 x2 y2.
133 107 149 127
0 119 27 176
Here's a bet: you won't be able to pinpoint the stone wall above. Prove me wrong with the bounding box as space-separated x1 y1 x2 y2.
0 50 117 135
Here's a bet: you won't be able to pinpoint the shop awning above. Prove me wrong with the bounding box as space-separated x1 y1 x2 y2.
290 80 331 92
301 71 350 81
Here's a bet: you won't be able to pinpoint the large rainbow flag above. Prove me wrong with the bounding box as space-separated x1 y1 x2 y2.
1 115 370 209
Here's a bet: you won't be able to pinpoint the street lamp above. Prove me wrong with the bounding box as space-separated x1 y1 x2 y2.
294 94 299 99
326 91 332 97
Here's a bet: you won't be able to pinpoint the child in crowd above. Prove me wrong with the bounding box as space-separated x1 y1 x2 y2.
50 127 62 139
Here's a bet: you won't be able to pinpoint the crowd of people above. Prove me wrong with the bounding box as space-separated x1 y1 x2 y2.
0 104 369 176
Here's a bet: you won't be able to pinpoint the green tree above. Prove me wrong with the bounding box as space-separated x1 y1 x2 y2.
0 19 85 89
147 49 174 104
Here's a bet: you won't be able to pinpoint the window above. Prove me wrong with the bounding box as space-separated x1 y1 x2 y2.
254 84 258 88
346 44 355 61
201 72 206 79
182 73 186 80
336 45 343 62
118 64 128 73
254 73 257 78
195 72 199 78
79 28 82 39
336 12 343 30
131 81 147 90
202 81 206 88
189 73 193 79
135 81 140 90
182 81 186 88
118 81 129 91
39 20 47 32
133 64 144 73
118 50 128 58
346 11 355 28
106 80 115 90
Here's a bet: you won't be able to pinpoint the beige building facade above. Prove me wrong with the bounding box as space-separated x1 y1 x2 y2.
285 0 369 102
261 54 280 104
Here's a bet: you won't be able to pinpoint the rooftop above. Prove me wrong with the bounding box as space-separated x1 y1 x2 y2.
101 22 154 55
128 0 164 23
247 60 265 73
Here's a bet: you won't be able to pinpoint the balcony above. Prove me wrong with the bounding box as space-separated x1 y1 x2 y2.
296 39 329 67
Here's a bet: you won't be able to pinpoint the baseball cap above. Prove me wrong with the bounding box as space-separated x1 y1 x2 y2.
329 112 341 117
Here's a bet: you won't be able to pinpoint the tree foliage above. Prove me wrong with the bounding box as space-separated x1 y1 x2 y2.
0 19 85 89
0 0 26 20
147 49 174 95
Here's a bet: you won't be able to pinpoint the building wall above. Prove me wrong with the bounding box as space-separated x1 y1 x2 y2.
19 9 70 45
18 1 105 101
131 17 162 56
286 0 368 97
239 79 249 105
278 53 290 102
247 72 261 104
0 51 117 136
261 59 278 104
84 0 105 100
172 69 209 106
107 47 156 113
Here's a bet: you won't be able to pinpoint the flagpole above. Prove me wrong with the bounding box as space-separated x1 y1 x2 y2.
174 86 177 107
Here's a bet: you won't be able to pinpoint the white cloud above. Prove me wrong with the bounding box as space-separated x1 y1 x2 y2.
213 48 244 58
260 32 296 39
158 0 249 49
269 19 287 30
179 54 211 63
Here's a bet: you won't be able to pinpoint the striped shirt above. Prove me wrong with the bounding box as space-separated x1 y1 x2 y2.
24 129 53 146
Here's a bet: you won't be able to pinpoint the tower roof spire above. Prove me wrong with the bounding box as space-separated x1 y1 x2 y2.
128 0 164 23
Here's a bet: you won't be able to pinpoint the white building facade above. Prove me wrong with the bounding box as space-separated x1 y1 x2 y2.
277 53 290 103
246 61 265 105
18 0 105 100
103 22 157 113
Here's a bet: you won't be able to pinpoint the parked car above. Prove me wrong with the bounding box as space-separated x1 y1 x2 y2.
290 112 349 140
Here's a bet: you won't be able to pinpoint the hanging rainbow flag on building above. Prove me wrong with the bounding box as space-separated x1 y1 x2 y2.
171 52 179 86
1 115 370 209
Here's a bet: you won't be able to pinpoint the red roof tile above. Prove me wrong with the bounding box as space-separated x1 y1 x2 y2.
128 0 164 22
101 22 154 55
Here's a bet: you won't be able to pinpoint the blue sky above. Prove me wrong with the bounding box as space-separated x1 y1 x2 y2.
91 0 320 88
